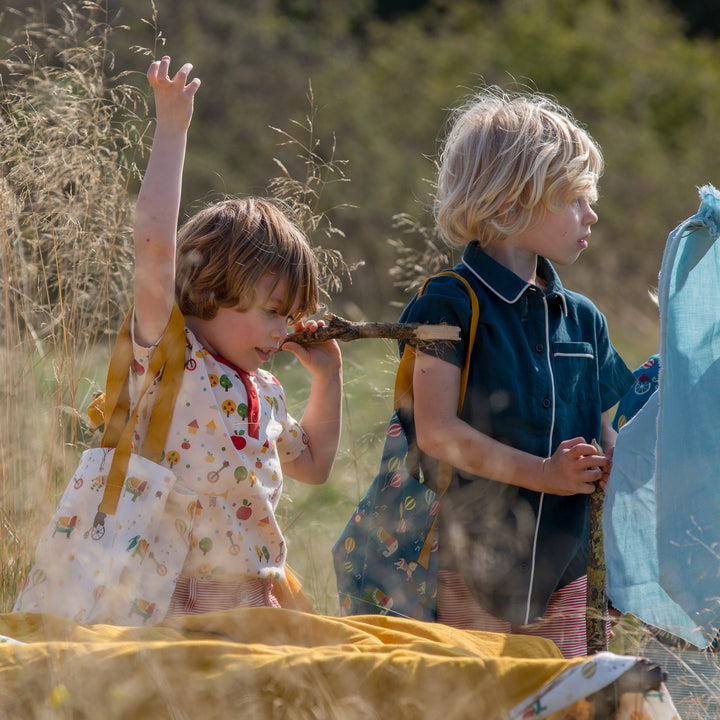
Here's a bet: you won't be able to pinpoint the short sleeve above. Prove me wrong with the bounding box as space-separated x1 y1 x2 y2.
256 369 309 463
595 312 636 412
128 310 161 407
398 275 475 369
612 355 658 430
278 410 308 461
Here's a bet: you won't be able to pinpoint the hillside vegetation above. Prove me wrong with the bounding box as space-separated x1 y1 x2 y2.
3 0 719 364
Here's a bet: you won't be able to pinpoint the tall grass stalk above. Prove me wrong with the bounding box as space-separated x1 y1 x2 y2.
0 3 144 609
0 1 369 617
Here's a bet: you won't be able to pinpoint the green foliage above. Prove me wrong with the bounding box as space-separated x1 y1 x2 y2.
4 0 720 624
43 0 713 366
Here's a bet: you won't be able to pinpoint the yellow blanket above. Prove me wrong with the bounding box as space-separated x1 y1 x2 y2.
0 609 580 719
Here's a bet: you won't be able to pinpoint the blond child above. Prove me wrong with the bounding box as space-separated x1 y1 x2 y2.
133 57 342 614
399 88 634 656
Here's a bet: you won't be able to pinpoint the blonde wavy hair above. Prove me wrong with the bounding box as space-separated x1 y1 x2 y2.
435 87 603 248
175 197 318 321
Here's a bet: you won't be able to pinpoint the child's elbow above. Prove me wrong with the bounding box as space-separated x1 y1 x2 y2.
415 421 442 459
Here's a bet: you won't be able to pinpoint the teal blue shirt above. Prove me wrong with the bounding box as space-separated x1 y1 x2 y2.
399 242 634 623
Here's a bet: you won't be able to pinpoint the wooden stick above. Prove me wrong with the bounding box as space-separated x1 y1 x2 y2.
586 438 608 655
283 313 460 345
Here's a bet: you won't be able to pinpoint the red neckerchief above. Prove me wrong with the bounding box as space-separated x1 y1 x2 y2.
207 351 260 439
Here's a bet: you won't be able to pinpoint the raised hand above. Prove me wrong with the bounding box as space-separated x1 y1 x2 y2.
146 56 201 133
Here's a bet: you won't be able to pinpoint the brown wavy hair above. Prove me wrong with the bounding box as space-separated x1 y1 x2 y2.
175 197 318 321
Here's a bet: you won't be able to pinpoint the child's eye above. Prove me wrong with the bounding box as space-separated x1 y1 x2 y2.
263 307 295 324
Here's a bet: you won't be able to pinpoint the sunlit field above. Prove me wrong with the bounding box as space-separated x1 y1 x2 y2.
2 4 720 719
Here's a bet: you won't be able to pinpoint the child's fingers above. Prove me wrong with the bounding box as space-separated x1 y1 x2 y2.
186 77 201 96
148 57 199 94
172 62 194 85
156 55 171 81
146 59 161 84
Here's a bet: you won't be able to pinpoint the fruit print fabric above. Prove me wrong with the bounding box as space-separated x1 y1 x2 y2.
130 324 308 583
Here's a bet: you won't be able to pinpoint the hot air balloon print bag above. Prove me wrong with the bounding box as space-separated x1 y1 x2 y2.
333 272 478 621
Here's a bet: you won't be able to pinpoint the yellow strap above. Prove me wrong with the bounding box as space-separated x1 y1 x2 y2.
399 272 479 570
394 271 479 491
97 305 186 517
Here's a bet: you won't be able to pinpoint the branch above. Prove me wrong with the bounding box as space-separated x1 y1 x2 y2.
586 439 608 655
283 313 460 345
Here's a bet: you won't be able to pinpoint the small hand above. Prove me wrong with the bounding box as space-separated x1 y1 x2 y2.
541 437 610 496
281 319 342 376
147 56 201 132
597 444 614 491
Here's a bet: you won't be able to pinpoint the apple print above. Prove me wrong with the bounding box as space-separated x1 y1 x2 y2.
231 434 246 451
236 500 252 520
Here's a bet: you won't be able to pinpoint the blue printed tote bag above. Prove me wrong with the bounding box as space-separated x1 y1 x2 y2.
333 272 478 621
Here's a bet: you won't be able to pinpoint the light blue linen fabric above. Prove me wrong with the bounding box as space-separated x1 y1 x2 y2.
605 184 720 649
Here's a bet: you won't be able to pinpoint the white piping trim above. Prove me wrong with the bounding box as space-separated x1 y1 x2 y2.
462 258 527 304
554 352 593 359
523 294 556 624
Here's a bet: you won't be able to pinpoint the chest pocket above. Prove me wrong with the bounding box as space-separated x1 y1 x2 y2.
552 341 595 404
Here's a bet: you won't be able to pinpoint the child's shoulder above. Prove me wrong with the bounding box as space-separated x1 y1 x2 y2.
255 367 286 393
400 268 477 319
560 285 607 319
422 268 476 297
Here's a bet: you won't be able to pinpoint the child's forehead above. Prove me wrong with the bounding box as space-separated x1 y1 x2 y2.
255 274 302 316
257 273 289 301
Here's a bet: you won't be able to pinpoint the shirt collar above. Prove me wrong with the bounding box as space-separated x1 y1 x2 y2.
461 242 568 315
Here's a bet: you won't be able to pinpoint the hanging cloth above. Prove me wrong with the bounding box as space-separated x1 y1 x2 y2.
605 184 720 649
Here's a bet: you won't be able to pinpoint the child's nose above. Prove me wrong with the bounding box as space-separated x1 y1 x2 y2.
270 319 287 342
583 200 598 225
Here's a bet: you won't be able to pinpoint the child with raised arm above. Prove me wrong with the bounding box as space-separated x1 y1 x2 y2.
399 88 635 657
133 57 342 615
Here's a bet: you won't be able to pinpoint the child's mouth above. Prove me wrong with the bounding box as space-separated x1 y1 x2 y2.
256 347 278 362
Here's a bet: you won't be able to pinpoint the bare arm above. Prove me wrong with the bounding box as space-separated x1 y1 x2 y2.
133 57 200 346
279 320 343 485
412 350 609 495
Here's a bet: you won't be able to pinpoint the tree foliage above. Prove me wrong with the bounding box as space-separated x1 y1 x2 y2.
2 0 719 363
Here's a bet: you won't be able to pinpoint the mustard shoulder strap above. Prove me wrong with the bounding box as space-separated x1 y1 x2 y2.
97 304 186 516
393 270 479 412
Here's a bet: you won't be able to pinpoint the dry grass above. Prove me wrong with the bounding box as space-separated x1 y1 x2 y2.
2 6 717 720
0 1 368 615
0 2 143 608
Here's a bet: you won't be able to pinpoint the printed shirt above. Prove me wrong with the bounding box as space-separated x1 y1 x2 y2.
130 320 308 583
399 242 635 624
612 354 659 431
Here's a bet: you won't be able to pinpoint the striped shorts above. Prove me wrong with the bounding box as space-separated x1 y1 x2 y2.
165 575 281 617
437 569 605 658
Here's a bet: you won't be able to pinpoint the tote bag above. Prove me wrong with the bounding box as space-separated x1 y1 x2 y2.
333 272 478 621
15 305 197 625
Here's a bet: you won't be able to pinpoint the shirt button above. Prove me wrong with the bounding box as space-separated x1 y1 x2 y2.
534 343 544 353
541 398 551 409
519 562 529 573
